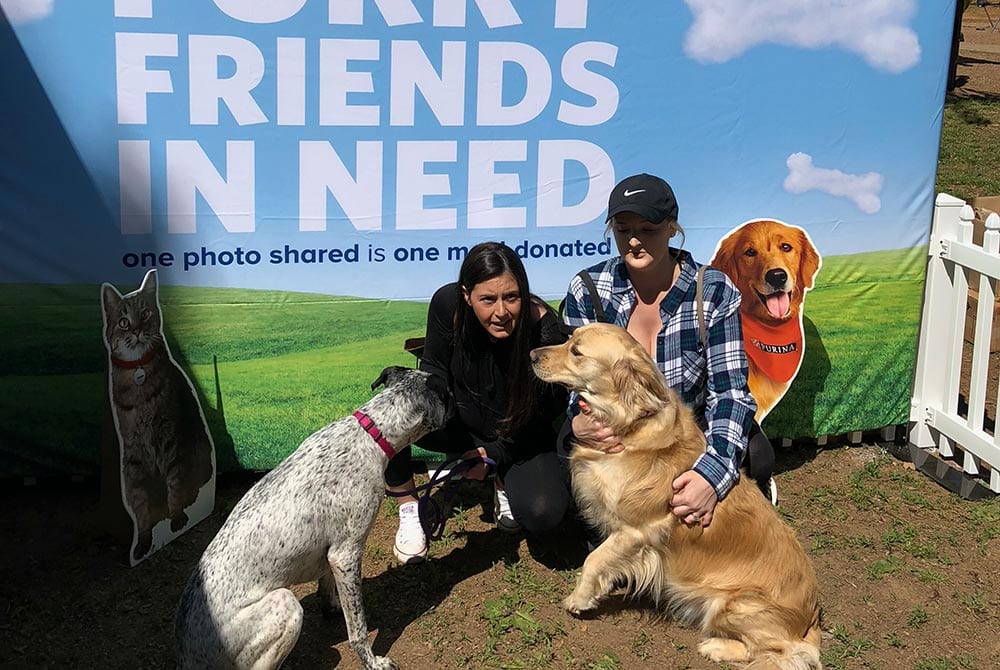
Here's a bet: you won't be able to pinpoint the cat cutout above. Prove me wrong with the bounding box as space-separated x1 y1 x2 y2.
101 269 215 565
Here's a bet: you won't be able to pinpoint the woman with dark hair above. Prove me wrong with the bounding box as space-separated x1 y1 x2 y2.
386 241 570 564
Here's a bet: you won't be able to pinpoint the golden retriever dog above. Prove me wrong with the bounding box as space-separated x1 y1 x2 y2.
710 219 821 421
531 323 820 670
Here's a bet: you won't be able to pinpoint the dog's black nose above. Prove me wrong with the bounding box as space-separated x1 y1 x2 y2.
765 268 788 288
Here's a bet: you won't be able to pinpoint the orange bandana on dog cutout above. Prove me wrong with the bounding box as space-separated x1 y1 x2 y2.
741 316 803 384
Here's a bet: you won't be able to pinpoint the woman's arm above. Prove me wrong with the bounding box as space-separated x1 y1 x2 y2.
690 272 757 502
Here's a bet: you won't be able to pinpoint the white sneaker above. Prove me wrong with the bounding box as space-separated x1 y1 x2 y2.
493 483 521 533
393 501 427 564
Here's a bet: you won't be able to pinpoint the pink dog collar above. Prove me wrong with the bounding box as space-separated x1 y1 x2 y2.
353 410 396 459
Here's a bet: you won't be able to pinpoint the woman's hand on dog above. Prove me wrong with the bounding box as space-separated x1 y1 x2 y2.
670 471 718 528
571 400 624 453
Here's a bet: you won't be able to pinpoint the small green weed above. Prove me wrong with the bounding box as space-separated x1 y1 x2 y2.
587 652 621 670
914 568 946 584
906 606 928 627
365 543 386 562
914 658 957 670
823 623 877 668
867 556 904 580
958 589 988 615
629 630 652 660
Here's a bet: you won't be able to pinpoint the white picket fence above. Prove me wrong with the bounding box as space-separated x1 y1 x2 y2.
909 193 1000 493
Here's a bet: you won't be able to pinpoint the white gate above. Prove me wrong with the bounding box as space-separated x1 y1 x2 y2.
909 193 1000 494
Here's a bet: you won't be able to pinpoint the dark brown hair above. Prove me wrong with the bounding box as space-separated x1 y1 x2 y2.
454 241 541 435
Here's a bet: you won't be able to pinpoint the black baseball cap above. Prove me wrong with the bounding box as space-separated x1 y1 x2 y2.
606 173 679 224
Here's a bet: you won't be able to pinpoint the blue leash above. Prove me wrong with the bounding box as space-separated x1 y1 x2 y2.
386 455 497 541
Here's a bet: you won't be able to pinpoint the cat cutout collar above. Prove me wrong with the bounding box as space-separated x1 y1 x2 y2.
111 349 158 385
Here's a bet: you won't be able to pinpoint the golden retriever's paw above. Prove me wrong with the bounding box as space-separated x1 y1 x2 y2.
697 637 749 663
562 591 598 616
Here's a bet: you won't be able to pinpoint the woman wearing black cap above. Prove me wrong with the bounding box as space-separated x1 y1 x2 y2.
561 173 774 530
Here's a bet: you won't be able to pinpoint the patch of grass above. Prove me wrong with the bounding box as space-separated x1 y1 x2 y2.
914 568 947 584
586 652 621 670
907 606 929 628
914 658 959 670
847 459 890 510
867 555 905 580
365 543 387 563
808 531 835 553
899 488 933 509
477 567 566 669
629 631 652 660
963 499 1000 545
886 631 906 648
957 589 989 616
823 624 877 668
936 97 1000 199
882 522 939 561
802 486 849 521
843 534 876 550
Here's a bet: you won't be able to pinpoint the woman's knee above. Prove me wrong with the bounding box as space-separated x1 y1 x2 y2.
512 491 570 535
384 447 414 487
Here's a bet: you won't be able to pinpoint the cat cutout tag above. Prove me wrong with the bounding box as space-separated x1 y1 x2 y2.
100 269 216 566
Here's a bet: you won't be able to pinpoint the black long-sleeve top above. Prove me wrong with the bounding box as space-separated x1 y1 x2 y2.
417 282 568 469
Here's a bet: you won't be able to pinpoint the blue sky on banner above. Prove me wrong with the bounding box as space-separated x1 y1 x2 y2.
2 0 952 298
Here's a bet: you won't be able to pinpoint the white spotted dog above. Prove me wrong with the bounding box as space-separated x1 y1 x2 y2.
175 366 450 670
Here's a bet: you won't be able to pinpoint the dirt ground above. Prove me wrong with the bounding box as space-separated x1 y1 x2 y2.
955 7 1000 98
4 11 1000 670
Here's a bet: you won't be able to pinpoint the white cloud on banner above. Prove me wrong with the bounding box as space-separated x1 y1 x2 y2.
784 152 883 214
683 0 920 73
1 0 54 24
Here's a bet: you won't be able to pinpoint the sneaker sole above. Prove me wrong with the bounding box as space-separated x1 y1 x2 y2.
393 545 428 564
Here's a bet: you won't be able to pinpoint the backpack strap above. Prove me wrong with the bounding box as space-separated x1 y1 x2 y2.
577 270 606 323
695 265 708 349
559 270 607 323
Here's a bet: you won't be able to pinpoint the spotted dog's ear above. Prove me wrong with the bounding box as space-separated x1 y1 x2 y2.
425 373 449 401
424 373 454 419
371 366 411 391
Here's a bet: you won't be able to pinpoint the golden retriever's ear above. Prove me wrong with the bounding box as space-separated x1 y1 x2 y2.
610 355 667 426
710 232 738 282
797 229 820 291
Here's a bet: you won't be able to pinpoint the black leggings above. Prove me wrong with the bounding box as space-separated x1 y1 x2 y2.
385 445 572 536
746 421 776 493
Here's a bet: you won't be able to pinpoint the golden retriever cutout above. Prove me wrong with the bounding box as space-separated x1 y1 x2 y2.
710 219 821 421
531 323 820 669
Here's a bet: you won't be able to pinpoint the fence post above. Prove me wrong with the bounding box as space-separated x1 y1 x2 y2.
909 194 966 449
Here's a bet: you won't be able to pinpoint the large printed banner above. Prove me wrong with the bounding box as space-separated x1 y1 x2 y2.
0 1 953 477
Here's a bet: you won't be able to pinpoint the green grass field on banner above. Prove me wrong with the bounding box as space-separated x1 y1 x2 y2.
0 246 928 475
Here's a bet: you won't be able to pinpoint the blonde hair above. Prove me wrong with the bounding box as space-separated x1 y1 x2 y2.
606 215 686 249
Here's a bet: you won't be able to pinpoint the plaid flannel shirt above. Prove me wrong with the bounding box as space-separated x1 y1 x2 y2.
562 250 756 500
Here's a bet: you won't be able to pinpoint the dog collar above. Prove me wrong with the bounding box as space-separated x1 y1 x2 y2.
353 410 396 459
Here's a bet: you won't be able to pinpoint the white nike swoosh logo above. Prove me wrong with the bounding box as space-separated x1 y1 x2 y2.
623 189 645 197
